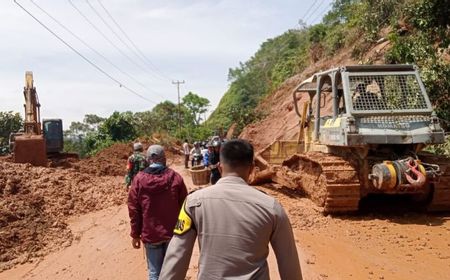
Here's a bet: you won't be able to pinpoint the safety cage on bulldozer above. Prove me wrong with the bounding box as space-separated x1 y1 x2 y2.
292 65 438 144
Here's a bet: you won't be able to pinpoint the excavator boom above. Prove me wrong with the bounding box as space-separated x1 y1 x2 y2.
13 71 47 166
23 71 42 135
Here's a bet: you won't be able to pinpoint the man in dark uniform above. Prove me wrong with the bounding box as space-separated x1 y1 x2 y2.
125 142 147 190
160 139 302 279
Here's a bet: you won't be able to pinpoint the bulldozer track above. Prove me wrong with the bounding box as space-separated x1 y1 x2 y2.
282 152 361 213
419 153 450 211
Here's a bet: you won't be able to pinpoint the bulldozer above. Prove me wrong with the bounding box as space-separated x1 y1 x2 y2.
253 64 450 213
10 71 70 166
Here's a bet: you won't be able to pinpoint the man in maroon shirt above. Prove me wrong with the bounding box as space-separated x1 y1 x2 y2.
128 144 188 280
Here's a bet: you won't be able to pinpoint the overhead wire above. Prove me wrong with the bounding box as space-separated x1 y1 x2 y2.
309 1 332 24
84 0 165 82
304 0 327 24
29 0 158 96
300 0 319 22
14 0 157 104
95 0 173 82
67 0 165 99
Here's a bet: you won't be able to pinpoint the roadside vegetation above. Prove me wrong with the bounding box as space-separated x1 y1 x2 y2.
0 111 22 155
63 91 211 157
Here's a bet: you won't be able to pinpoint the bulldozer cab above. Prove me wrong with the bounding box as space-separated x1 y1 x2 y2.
294 65 445 148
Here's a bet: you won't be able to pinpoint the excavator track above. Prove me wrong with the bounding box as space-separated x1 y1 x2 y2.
280 152 360 214
419 153 450 211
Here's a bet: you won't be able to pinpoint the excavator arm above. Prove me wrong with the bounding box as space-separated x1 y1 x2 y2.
12 71 47 166
23 71 42 135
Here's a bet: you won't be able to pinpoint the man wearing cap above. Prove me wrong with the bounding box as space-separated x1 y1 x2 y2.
160 139 303 280
128 145 188 280
125 142 147 190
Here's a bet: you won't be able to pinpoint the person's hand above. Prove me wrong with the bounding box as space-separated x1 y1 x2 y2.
132 238 141 249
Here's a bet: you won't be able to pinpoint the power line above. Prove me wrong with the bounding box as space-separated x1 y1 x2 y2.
14 0 157 104
300 0 319 22
68 0 165 97
29 0 161 98
309 3 332 24
84 0 165 82
96 0 173 82
304 0 326 23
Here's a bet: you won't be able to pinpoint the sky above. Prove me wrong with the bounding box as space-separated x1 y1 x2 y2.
0 0 332 128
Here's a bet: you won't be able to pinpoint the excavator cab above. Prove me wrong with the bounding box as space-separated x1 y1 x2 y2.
43 119 64 154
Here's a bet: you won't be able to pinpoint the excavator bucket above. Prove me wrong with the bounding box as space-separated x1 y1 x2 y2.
13 134 47 167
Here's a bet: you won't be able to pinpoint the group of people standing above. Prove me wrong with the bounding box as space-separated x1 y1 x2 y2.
125 139 302 280
183 138 222 185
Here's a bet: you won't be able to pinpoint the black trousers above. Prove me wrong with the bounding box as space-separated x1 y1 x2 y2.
210 168 221 185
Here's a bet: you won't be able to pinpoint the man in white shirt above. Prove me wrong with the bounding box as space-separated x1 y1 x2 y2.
182 139 190 168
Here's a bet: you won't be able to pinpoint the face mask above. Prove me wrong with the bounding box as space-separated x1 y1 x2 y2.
150 162 165 168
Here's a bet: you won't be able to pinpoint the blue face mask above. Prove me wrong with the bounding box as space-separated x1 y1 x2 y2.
150 162 165 168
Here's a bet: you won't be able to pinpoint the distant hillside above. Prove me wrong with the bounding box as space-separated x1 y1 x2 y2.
208 0 450 135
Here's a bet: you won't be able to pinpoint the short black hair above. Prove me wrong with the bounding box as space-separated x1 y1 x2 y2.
220 139 254 167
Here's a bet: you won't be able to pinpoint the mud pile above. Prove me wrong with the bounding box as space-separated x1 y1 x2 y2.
0 161 125 271
72 143 131 176
69 142 182 177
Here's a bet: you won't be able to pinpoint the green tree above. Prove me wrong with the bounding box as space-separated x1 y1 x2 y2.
134 111 156 136
100 111 136 141
182 92 210 126
0 111 23 153
84 114 105 130
151 101 179 134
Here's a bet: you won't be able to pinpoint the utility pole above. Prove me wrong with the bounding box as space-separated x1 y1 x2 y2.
172 80 185 134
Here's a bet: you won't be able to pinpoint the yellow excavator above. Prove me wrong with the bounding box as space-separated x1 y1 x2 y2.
10 71 69 166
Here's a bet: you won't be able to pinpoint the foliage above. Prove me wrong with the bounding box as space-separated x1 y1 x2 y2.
0 111 23 154
100 111 136 141
64 114 110 157
64 92 213 157
385 0 450 125
182 92 210 126
425 136 450 156
150 101 179 134
82 133 115 157
208 29 310 134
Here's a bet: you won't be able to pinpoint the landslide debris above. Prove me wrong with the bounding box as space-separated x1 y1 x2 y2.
50 142 182 176
0 161 125 272
0 140 183 272
72 143 131 176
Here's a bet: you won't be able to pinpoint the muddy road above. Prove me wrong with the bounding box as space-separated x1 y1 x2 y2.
1 162 449 280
